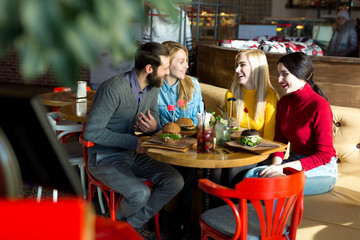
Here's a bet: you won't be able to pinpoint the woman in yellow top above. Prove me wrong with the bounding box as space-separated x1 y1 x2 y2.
226 49 278 139
212 49 279 188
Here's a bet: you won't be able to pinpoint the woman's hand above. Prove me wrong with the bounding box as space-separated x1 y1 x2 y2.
259 164 286 178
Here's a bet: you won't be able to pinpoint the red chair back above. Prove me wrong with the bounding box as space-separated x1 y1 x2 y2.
52 87 71 112
198 168 305 240
53 87 71 92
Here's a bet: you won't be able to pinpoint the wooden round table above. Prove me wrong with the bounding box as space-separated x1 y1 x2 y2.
39 90 96 107
146 146 271 169
58 101 92 122
146 142 287 211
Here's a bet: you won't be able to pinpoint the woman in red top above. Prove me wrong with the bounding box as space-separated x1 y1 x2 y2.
245 52 338 195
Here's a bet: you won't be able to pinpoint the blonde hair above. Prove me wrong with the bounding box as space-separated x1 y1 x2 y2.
162 41 195 110
230 49 277 121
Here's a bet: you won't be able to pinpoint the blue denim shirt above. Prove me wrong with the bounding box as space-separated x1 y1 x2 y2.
158 76 204 127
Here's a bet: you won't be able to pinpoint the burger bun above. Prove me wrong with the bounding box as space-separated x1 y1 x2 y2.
241 129 259 137
161 122 182 144
163 122 181 134
176 118 196 136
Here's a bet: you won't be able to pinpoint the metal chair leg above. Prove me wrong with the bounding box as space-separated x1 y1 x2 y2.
97 187 106 214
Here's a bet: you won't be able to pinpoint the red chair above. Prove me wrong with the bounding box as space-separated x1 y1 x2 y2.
0 198 143 240
198 168 305 240
79 133 161 240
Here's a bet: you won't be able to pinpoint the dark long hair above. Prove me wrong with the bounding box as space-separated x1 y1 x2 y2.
135 42 169 71
278 52 328 101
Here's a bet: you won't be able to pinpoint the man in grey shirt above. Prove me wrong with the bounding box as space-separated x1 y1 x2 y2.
84 42 184 229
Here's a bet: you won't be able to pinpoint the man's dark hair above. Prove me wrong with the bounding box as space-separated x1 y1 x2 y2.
135 42 169 71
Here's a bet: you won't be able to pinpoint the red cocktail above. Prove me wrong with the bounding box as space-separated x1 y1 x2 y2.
197 127 215 153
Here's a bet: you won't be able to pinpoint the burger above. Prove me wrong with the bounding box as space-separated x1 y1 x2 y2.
161 122 182 143
239 129 262 147
176 118 196 133
228 118 240 132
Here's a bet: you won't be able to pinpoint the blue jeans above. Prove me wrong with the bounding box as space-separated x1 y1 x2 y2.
244 152 338 196
88 150 184 228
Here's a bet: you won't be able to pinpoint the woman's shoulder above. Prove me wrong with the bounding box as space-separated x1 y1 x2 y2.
266 88 279 100
187 75 200 85
266 88 277 96
311 92 331 108
186 76 202 95
225 89 234 98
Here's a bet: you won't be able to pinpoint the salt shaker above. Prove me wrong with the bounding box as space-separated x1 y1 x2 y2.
76 81 87 99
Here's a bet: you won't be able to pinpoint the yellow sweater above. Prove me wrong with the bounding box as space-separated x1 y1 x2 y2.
225 87 278 140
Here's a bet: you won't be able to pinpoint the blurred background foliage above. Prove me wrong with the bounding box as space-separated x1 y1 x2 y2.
0 0 179 87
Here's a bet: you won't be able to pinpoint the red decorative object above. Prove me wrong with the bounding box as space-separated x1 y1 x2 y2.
244 107 248 113
178 100 185 106
168 105 176 111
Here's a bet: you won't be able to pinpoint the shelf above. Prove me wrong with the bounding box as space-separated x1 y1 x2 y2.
286 5 360 10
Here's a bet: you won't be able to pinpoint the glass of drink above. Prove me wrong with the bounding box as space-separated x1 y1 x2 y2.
197 126 215 153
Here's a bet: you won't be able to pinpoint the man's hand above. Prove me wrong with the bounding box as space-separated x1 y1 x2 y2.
259 165 285 178
134 109 157 133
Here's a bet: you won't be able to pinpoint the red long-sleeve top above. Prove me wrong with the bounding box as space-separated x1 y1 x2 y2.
272 83 336 171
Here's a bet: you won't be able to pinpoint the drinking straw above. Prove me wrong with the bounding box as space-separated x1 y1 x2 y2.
202 112 205 146
231 98 236 119
228 98 236 119
244 107 250 130
217 104 225 115
230 102 232 119
224 102 227 119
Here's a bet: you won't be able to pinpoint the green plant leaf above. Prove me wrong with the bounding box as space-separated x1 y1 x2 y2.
1 0 179 86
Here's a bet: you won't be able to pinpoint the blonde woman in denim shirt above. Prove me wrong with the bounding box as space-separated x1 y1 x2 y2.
158 41 204 239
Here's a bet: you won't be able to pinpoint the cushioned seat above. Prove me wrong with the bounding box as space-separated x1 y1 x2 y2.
298 106 360 235
303 186 360 229
199 83 227 116
201 203 288 239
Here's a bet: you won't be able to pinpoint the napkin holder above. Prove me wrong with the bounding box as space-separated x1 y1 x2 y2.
76 81 87 99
